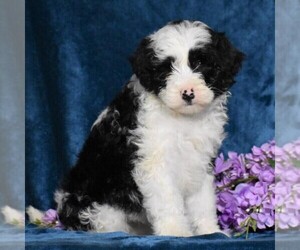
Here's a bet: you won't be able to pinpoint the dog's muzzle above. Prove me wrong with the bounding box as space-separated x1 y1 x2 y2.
181 88 195 105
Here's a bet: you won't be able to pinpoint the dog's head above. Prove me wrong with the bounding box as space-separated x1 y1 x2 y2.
130 20 245 115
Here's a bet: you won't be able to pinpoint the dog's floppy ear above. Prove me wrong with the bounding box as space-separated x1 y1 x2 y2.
129 37 156 90
212 32 245 85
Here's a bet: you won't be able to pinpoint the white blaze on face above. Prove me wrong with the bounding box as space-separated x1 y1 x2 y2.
150 21 214 114
149 21 211 61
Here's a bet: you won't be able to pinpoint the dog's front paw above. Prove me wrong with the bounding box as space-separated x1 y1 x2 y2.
218 230 231 237
195 220 228 236
197 228 230 237
155 218 193 237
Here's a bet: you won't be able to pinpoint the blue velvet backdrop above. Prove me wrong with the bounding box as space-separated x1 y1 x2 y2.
26 0 274 248
26 0 274 210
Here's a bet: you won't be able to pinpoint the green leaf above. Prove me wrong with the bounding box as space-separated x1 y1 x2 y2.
33 219 43 226
246 224 250 239
267 158 275 168
239 217 250 227
234 230 246 237
251 219 257 232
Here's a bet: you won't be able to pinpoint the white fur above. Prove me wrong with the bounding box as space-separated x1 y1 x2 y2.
1 206 25 227
149 21 210 61
79 203 130 233
92 107 109 129
186 174 221 235
78 203 153 235
130 80 227 236
54 189 69 211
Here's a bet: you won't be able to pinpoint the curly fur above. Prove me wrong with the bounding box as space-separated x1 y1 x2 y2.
55 20 244 236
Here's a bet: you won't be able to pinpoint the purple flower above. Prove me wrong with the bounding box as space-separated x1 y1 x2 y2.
217 191 237 212
42 209 63 229
43 209 58 224
275 182 291 207
235 207 249 229
249 163 264 175
277 212 299 229
252 146 263 157
246 146 267 163
214 139 300 234
251 182 268 198
235 183 253 208
281 168 300 183
217 191 238 229
261 141 275 158
251 212 274 229
235 182 267 208
258 167 274 183
228 153 246 181
54 220 64 229
215 140 277 234
215 153 231 174
215 176 231 189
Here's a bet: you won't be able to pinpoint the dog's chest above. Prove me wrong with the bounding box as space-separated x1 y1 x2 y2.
132 94 227 194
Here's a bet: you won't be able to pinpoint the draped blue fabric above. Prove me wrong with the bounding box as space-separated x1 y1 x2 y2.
25 0 275 249
24 227 275 250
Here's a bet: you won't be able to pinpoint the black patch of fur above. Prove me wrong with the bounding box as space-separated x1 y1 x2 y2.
58 193 92 231
168 20 184 25
57 83 143 230
130 38 174 95
189 30 245 97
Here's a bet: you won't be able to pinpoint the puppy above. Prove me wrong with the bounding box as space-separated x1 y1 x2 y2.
55 20 244 236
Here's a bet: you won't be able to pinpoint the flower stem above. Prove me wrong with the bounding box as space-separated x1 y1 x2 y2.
217 176 258 191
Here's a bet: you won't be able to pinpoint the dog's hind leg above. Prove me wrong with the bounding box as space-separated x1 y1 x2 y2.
79 203 131 233
55 190 131 232
55 191 92 231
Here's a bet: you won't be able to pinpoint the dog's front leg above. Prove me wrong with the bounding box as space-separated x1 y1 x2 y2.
186 174 222 235
133 165 192 237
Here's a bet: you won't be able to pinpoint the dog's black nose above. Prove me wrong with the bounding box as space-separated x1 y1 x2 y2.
182 89 195 104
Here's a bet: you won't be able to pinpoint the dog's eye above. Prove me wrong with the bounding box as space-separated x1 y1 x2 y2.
152 57 174 72
190 59 201 70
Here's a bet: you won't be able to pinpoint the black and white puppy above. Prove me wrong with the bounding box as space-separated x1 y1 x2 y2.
55 20 244 236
